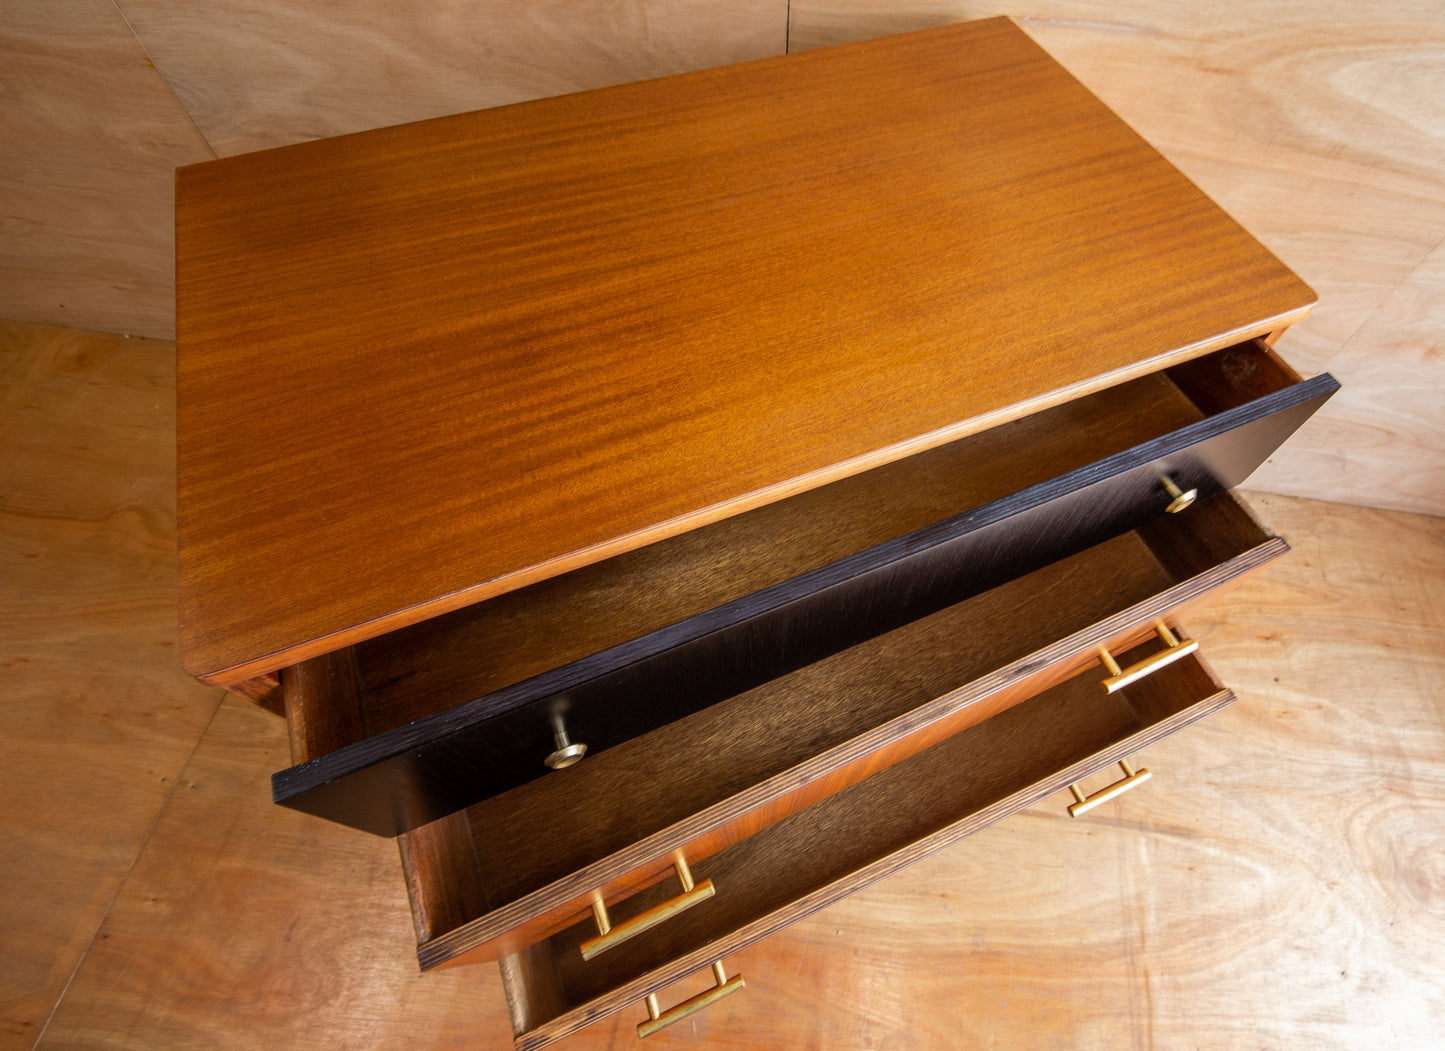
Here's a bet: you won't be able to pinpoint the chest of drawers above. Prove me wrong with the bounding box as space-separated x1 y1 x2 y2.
176 17 1335 1046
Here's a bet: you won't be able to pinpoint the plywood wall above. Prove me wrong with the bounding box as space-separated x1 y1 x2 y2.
0 0 786 340
790 2 1445 516
0 0 213 340
2 1 1441 514
115 0 788 155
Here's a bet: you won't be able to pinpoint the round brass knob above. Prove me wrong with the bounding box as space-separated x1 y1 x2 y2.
544 710 587 769
1160 474 1197 513
546 741 587 769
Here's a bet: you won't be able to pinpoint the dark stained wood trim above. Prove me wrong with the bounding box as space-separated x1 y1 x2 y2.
413 513 1284 968
272 368 1333 836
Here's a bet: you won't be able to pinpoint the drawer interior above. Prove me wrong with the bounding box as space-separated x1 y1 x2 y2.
342 365 1203 738
274 339 1329 835
498 644 1231 1049
314 339 1297 747
401 490 1276 966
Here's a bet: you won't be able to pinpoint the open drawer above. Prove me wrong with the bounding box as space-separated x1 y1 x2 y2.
275 339 1334 836
396 488 1279 975
494 640 1231 1048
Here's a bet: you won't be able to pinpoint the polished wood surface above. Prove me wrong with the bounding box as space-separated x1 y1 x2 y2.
174 18 1315 686
282 648 364 764
10 323 1444 1048
322 338 1310 738
274 349 1332 836
348 369 1209 740
788 3 1445 519
1 0 782 338
6 5 1440 516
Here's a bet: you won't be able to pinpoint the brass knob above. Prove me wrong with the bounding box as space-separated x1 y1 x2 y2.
544 710 587 770
1160 473 1197 513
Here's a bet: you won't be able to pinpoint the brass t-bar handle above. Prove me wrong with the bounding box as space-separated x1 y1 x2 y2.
1068 759 1152 817
1098 621 1198 693
638 961 746 1038
580 855 716 961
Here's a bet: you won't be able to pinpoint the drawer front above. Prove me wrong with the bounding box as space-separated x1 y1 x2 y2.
275 346 1334 837
401 491 1281 969
499 642 1233 1049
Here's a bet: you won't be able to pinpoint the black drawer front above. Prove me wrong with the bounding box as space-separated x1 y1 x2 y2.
273 368 1336 836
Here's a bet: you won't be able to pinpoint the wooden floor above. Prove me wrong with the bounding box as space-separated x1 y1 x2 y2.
3 319 1443 1049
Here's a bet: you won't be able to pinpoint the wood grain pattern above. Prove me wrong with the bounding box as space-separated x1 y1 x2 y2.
221 672 283 713
277 368 1208 759
350 369 1207 737
643 491 1445 1051
788 2 1445 369
422 592 1265 973
117 0 787 156
346 338 1319 736
0 0 213 339
1165 338 1302 416
399 811 489 948
272 366 1330 837
174 18 1315 686
502 652 1233 1047
0 322 222 1042
36 697 499 1049
3 3 1433 516
402 495 1284 969
282 648 364 764
19 319 1445 1050
1247 236 1445 516
789 3 1445 517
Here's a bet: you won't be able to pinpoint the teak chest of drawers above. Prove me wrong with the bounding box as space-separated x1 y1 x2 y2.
175 17 1337 1047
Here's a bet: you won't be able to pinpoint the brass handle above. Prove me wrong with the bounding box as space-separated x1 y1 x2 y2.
1160 473 1197 513
544 710 587 770
1098 621 1198 693
1068 759 1151 817
580 856 716 961
638 961 746 1038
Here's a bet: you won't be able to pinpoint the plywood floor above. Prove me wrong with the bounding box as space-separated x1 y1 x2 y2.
3 320 1442 1049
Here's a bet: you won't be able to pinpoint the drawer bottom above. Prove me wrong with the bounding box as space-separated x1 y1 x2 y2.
500 644 1230 1048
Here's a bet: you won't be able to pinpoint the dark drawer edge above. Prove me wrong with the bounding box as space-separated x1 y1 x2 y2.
272 373 1335 836
415 529 1283 967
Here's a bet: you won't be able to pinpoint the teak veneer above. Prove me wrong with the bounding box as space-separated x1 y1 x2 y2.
175 16 1315 688
272 339 1332 837
173 17 1338 1047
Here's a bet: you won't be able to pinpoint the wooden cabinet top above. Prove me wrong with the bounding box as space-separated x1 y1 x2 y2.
175 17 1313 683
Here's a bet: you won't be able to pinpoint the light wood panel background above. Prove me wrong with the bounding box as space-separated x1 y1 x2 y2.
116 0 786 156
1 2 1440 512
788 2 1445 515
0 0 213 340
0 321 222 1044
5 320 1443 1047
